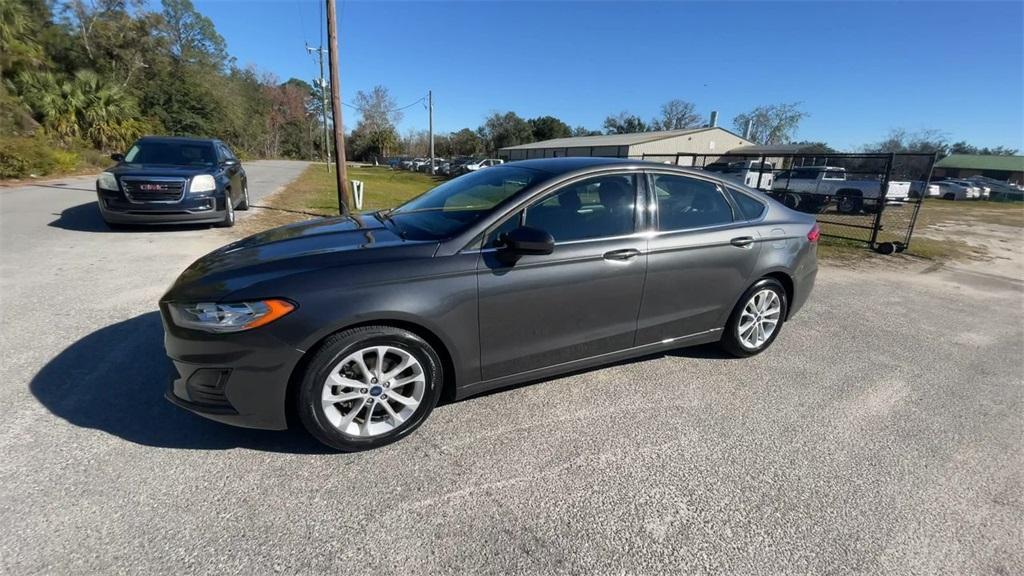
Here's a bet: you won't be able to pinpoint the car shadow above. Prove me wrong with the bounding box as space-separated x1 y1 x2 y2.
48 202 212 234
29 311 331 453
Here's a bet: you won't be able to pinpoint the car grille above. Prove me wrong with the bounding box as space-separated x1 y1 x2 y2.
121 177 187 203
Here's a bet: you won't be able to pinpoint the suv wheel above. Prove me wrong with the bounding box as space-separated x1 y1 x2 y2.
215 193 235 227
720 278 789 358
298 326 443 452
238 183 250 210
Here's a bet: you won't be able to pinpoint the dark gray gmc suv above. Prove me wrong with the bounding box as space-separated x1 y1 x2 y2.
97 136 249 228
161 157 818 451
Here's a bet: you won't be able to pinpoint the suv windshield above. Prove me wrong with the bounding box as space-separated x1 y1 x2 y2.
124 141 217 166
387 166 547 240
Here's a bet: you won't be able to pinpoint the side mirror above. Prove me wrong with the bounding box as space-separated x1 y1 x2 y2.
497 226 554 262
223 159 239 167
110 153 125 162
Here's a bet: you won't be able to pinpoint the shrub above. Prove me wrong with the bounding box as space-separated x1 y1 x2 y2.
0 146 31 178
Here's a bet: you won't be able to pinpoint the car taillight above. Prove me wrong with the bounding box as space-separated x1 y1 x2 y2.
807 223 821 243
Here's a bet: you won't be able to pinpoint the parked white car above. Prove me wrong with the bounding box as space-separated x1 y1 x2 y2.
464 158 504 172
704 160 775 191
909 180 940 198
934 180 981 200
771 166 911 214
949 179 989 199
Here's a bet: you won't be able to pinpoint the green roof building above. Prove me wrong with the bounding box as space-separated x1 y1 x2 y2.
934 154 1024 184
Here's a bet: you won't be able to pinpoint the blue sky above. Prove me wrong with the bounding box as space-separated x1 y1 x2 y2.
196 0 1024 150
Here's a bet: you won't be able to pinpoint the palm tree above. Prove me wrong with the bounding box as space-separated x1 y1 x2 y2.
0 0 41 78
18 70 144 150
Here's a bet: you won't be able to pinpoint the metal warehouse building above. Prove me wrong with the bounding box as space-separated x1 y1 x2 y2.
498 127 754 164
933 154 1024 185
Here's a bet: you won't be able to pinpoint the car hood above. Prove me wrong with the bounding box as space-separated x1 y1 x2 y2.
107 164 215 178
164 213 438 302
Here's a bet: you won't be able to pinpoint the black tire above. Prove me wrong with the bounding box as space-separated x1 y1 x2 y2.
836 194 863 214
782 193 800 210
876 242 897 255
237 183 250 210
215 193 235 227
297 325 443 452
719 278 789 358
943 193 956 201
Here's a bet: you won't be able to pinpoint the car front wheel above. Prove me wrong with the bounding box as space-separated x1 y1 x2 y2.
298 326 443 451
215 193 235 227
720 278 789 357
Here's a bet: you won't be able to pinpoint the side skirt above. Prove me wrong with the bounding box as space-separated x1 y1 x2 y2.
455 328 723 401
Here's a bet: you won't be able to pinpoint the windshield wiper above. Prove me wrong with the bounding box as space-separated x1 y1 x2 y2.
374 208 406 239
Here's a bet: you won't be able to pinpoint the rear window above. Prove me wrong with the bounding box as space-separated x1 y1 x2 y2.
727 187 767 220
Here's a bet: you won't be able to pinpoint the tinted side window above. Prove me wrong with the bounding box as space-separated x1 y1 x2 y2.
484 210 523 248
727 187 767 220
652 174 734 231
524 174 636 242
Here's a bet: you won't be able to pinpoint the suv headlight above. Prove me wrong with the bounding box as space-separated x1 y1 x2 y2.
97 172 118 191
190 174 217 194
167 299 295 333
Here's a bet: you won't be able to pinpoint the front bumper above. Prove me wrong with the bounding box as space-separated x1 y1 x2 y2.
97 188 227 225
161 305 305 430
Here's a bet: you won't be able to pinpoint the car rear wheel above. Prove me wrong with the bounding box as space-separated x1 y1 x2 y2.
238 183 250 210
836 194 863 214
720 278 788 358
297 326 443 452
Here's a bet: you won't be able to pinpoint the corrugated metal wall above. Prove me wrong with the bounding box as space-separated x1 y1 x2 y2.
628 129 751 163
501 128 754 162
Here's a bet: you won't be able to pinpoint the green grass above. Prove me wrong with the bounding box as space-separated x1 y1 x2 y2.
275 164 439 216
238 164 440 234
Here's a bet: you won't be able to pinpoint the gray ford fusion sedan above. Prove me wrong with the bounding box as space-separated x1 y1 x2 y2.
161 157 818 451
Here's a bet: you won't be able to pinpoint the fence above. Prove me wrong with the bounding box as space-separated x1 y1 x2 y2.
640 152 939 253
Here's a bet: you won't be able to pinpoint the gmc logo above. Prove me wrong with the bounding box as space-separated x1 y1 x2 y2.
139 184 166 191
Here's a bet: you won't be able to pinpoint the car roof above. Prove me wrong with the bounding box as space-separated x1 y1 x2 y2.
504 157 647 174
136 136 219 145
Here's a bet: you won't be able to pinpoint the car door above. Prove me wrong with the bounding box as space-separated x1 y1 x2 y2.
635 171 763 346
476 172 647 381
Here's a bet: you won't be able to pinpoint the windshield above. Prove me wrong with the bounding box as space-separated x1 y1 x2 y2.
124 141 217 166
386 166 547 240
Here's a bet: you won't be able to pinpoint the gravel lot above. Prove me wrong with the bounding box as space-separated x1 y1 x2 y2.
1 165 1021 575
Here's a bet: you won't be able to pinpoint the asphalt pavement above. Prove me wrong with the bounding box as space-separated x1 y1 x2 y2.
0 163 1021 575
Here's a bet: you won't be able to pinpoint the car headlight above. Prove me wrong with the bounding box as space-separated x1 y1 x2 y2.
190 174 217 194
167 299 295 333
97 172 119 191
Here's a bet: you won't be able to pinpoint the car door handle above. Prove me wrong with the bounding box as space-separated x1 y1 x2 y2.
730 236 755 248
603 248 641 261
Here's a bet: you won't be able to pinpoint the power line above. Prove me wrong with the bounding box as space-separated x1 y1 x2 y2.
342 96 427 115
295 0 310 44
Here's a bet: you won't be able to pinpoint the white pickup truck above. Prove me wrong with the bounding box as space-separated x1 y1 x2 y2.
703 160 775 191
771 166 911 214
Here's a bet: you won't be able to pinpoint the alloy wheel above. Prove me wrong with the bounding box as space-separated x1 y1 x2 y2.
321 345 426 437
737 289 782 349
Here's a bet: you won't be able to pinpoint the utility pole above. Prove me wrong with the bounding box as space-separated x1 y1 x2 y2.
325 0 348 215
305 44 331 173
428 90 434 175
